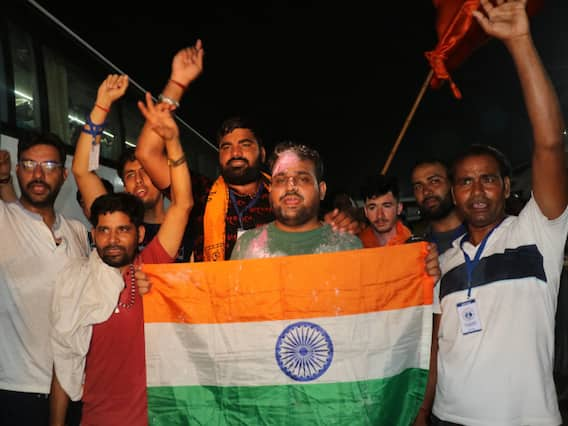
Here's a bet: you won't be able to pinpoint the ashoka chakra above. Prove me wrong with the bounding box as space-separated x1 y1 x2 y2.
275 321 334 382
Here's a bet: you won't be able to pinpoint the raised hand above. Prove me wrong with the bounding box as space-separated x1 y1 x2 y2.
138 92 179 142
0 150 11 180
96 74 129 109
473 0 529 42
323 208 363 234
170 39 204 87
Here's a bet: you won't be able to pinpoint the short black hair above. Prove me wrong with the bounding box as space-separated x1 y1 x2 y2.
268 141 324 182
117 148 138 180
76 178 114 205
450 144 512 181
411 157 450 176
360 174 400 201
216 116 263 148
18 130 67 164
90 192 144 228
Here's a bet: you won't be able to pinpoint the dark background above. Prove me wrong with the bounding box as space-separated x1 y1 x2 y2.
42 0 568 199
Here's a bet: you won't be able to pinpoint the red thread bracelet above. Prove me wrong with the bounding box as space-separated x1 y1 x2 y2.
95 104 110 113
170 79 187 90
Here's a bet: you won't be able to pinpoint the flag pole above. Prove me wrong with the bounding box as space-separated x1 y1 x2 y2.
381 69 434 175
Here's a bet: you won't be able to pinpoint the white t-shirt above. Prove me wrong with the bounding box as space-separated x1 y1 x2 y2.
0 201 89 394
433 197 568 426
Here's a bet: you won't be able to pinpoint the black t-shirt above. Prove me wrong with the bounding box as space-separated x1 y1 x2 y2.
190 173 274 261
140 222 194 263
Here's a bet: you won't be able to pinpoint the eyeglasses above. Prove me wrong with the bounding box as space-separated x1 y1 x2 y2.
272 174 315 187
19 160 63 173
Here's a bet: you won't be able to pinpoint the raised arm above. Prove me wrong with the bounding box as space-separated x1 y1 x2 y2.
72 74 129 217
137 92 193 257
0 149 17 202
136 40 204 190
474 0 567 218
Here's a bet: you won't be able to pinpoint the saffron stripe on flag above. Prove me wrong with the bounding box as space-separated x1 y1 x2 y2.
143 243 434 324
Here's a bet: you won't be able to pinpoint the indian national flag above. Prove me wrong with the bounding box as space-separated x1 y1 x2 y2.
143 242 434 425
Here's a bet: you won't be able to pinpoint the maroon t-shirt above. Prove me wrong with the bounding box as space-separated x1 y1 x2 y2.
81 238 173 426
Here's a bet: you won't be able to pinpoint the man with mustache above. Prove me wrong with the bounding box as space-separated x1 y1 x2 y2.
411 159 465 255
229 141 440 275
410 159 464 426
429 1 568 424
50 74 192 426
230 141 363 259
358 174 413 248
0 132 90 426
136 40 360 262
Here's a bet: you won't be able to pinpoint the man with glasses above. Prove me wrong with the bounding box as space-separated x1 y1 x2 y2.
0 131 90 426
230 141 363 259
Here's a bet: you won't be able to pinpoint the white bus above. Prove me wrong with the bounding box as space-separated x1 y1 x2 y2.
0 0 218 225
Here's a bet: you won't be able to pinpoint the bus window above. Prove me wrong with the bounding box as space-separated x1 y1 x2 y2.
43 45 71 144
121 89 145 152
9 22 41 130
43 44 127 162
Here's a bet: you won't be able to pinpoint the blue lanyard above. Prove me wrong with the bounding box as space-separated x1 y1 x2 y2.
229 184 264 229
459 221 503 298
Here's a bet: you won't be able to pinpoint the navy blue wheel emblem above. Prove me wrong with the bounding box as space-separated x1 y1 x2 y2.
275 321 334 382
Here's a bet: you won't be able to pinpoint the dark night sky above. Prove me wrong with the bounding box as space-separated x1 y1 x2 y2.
41 1 568 198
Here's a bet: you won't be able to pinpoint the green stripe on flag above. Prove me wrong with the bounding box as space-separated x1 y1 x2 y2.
148 368 427 425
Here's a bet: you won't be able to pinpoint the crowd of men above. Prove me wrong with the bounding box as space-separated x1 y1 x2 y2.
0 0 567 425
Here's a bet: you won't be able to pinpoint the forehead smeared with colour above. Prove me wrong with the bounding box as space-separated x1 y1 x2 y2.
272 151 304 175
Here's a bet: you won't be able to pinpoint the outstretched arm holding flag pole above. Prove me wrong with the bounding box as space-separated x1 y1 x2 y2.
381 0 543 176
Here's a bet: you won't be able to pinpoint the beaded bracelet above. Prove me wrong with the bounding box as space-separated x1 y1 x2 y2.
81 115 106 145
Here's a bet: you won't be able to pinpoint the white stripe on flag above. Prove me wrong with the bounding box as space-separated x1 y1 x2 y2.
146 305 432 387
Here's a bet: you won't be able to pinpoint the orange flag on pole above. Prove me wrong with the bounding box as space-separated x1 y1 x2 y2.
425 0 544 99
381 0 544 174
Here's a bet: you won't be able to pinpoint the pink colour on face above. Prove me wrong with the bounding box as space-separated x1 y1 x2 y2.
272 152 300 176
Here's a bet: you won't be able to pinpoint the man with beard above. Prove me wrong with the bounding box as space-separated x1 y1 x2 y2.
230 141 363 259
411 159 465 254
429 1 568 424
136 41 360 262
358 174 413 248
50 81 192 425
0 131 90 426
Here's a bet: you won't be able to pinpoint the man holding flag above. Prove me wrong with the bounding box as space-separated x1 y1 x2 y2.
142 141 441 425
431 0 568 424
